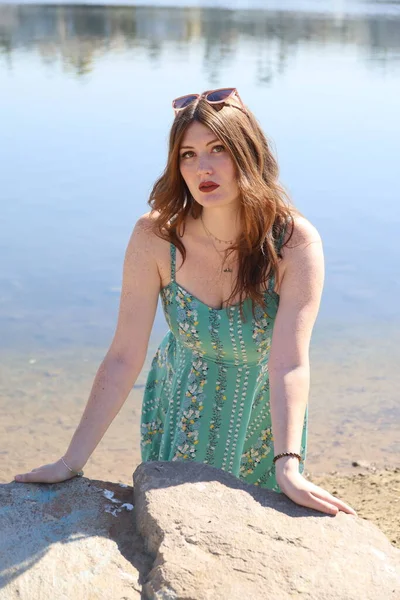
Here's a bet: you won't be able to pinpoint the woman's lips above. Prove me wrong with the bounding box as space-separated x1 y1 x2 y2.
199 183 220 193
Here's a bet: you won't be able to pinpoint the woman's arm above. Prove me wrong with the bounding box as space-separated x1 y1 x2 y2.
15 213 161 483
269 216 324 474
269 216 356 515
63 214 161 470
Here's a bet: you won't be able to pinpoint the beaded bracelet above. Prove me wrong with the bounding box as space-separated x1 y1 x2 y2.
273 452 302 465
61 456 84 477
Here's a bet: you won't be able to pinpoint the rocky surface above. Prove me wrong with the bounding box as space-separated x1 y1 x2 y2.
133 461 400 600
1 462 399 599
0 478 151 599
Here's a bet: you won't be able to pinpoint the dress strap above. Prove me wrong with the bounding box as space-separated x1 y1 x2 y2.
170 243 176 283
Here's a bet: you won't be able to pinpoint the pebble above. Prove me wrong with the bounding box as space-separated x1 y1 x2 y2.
351 460 377 471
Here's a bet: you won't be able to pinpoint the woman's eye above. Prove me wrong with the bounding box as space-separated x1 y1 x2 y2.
180 145 225 160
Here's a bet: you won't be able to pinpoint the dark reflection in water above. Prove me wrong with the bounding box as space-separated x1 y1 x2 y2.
0 4 399 80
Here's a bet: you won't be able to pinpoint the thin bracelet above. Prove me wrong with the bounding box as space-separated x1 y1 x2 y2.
273 452 302 465
61 456 84 477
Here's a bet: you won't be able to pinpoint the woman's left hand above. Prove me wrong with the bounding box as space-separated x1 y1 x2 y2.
276 468 357 516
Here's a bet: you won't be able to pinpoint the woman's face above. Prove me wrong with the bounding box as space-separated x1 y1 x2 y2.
179 121 240 209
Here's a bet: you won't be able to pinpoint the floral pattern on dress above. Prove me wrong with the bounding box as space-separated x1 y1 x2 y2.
256 359 269 386
252 304 272 363
141 237 309 493
239 426 274 477
251 378 270 412
205 310 228 464
255 463 280 492
174 288 205 355
153 339 171 370
140 417 164 460
144 377 158 394
172 356 208 461
161 285 174 330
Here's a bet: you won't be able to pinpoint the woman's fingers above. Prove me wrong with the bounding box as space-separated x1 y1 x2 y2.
15 470 45 483
278 472 358 516
308 484 357 516
15 463 51 479
14 461 74 484
322 495 357 515
288 487 338 515
306 492 339 515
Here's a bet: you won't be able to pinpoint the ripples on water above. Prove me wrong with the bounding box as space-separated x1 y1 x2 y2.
0 1 399 348
1 0 399 472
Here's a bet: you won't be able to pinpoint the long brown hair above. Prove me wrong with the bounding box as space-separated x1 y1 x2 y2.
148 96 297 321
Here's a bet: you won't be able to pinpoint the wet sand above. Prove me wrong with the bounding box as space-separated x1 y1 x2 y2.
1 334 399 547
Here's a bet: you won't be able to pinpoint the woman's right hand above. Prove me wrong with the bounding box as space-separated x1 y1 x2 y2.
14 459 83 484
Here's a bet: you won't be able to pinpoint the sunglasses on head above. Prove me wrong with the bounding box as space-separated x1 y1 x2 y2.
172 88 248 116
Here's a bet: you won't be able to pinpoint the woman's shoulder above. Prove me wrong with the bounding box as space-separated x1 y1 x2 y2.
132 210 169 243
283 212 322 251
131 211 172 280
277 214 323 285
134 210 161 232
124 212 169 265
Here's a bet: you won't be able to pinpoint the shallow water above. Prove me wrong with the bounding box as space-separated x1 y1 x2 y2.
0 0 399 474
1 322 399 482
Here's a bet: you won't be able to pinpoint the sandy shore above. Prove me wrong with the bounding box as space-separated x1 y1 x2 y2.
1 343 399 548
307 467 399 547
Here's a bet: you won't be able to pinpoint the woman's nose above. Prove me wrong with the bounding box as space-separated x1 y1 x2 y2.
196 158 213 175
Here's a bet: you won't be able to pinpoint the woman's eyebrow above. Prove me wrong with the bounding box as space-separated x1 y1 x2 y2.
180 138 220 150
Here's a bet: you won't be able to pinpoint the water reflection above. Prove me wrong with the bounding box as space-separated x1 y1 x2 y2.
1 1 399 479
0 1 399 351
0 4 399 80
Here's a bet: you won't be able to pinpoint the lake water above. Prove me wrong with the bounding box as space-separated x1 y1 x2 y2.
1 0 399 477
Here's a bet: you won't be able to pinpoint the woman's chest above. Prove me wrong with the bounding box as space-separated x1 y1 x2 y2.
158 239 243 310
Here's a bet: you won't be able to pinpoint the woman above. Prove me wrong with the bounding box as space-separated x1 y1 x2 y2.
15 88 356 517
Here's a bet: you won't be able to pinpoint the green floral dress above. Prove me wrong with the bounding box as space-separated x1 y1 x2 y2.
140 239 308 493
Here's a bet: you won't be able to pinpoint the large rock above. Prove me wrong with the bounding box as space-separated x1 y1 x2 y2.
1 462 399 599
0 478 151 599
133 461 400 600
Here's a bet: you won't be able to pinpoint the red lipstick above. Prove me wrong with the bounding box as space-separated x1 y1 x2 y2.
199 181 220 193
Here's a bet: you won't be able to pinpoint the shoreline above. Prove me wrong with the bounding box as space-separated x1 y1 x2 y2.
1 344 399 548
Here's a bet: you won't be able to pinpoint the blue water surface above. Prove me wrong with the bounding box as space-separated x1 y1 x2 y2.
0 0 399 352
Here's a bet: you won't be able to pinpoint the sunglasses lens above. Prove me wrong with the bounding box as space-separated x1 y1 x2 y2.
206 88 235 102
173 95 198 110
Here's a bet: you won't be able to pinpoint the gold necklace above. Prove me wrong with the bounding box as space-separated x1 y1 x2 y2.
200 214 233 273
200 213 234 245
